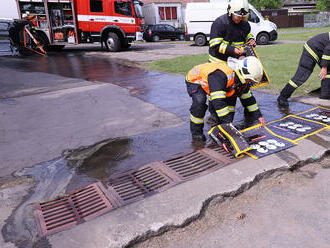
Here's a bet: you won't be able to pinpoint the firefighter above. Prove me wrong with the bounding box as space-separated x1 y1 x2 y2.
186 56 266 141
208 0 256 64
278 32 330 107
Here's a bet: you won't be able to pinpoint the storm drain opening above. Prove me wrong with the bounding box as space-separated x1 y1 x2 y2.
204 145 237 162
106 163 180 207
35 182 113 236
163 148 234 181
34 146 239 235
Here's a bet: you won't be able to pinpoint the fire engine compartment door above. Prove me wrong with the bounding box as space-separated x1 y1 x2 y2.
81 0 107 33
47 1 77 44
78 0 137 34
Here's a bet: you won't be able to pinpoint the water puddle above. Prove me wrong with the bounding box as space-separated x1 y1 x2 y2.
0 51 148 83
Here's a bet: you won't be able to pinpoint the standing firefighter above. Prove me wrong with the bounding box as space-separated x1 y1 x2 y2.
186 56 266 141
278 32 330 106
208 0 256 63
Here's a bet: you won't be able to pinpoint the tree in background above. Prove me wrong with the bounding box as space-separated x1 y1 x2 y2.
316 0 330 11
249 0 283 10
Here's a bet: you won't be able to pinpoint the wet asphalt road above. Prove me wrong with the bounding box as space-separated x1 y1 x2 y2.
0 42 316 189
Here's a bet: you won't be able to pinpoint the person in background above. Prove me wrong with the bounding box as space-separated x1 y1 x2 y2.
208 0 256 64
277 32 330 107
185 56 266 141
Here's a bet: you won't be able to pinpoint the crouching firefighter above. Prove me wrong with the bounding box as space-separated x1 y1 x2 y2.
278 32 330 107
185 56 266 141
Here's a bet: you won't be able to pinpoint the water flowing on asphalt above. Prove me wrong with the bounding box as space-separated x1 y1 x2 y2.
2 51 314 190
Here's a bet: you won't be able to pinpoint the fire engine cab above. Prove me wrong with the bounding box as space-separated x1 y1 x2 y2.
15 0 144 52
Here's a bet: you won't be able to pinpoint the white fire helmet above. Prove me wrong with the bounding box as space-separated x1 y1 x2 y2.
236 56 263 84
227 0 250 21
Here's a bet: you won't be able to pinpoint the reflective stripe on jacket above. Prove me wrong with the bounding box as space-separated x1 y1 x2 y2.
208 14 253 63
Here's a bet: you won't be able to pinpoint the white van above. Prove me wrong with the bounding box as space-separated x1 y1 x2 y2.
184 2 278 46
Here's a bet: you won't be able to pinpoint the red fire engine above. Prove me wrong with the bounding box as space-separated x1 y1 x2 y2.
15 0 144 52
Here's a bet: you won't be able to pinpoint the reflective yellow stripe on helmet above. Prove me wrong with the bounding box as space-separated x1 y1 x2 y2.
210 91 226 101
190 114 204 124
247 104 259 112
216 106 230 117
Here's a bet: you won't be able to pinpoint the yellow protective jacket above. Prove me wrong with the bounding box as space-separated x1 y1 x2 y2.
186 62 262 122
186 62 236 96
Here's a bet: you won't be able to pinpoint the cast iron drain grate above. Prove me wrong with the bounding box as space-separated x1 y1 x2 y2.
35 182 113 236
163 149 234 180
106 163 179 206
34 146 239 235
208 145 236 160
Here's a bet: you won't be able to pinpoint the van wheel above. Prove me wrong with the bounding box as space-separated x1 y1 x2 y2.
152 35 160 42
195 34 206 46
105 32 121 52
256 33 269 45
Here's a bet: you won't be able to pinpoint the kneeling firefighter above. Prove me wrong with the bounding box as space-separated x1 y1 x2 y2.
185 56 266 141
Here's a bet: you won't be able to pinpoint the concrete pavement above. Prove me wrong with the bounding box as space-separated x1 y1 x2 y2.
0 67 184 177
133 156 330 248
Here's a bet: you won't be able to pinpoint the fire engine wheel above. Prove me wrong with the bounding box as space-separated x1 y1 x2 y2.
105 32 121 52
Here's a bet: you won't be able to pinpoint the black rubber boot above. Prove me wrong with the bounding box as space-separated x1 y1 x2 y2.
277 95 289 107
190 122 206 141
278 84 296 107
320 78 330 99
192 134 206 141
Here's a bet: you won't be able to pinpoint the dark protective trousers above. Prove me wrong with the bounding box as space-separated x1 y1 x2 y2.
186 81 207 135
280 48 330 99
186 81 235 135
